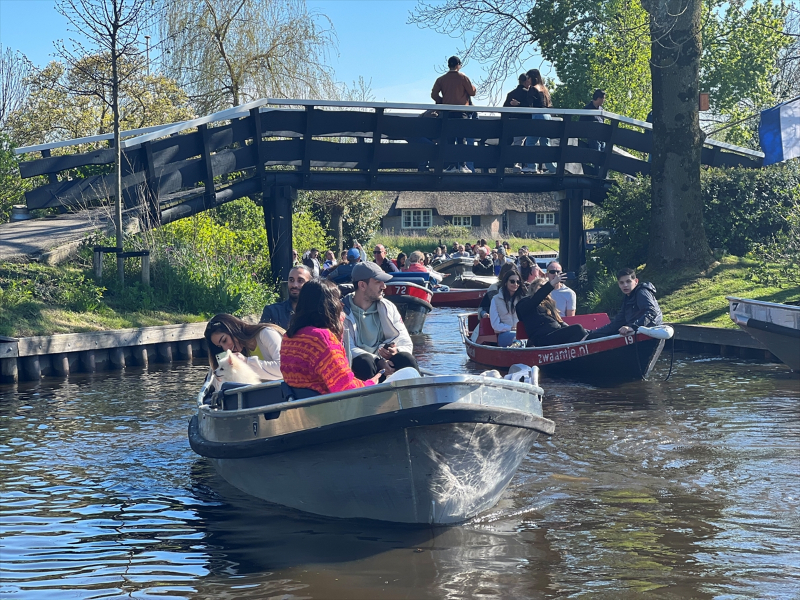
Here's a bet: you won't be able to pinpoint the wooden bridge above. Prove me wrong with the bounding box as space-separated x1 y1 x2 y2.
13 98 764 279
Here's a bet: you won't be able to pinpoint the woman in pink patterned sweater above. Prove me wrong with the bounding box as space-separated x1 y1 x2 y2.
280 279 382 394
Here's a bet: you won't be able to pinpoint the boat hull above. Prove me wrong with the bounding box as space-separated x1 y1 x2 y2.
384 282 433 334
189 375 553 524
728 297 800 371
459 314 666 383
431 288 488 308
210 421 538 524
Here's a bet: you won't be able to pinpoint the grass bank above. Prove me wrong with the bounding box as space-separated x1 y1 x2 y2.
373 234 559 256
586 256 800 328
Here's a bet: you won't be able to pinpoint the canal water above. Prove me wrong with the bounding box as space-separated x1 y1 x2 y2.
1 308 798 599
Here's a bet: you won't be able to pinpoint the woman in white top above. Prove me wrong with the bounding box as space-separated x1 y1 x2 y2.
204 314 284 387
489 269 525 347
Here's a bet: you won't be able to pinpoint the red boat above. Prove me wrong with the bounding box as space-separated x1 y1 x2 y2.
458 313 672 383
431 288 488 308
383 279 433 335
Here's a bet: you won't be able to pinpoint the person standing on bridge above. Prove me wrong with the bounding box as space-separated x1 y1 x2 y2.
431 56 476 173
580 89 607 175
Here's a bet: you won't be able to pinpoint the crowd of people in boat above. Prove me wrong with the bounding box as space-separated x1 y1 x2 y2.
203 234 663 396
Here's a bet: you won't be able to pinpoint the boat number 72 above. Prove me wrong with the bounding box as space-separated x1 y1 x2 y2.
395 286 407 295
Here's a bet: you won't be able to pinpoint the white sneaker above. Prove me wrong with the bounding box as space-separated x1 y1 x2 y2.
444 166 459 173
512 164 522 173
459 165 472 173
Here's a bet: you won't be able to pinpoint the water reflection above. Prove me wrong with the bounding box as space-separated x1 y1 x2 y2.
1 310 799 599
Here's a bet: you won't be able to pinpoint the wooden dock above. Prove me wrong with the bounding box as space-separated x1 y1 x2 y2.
0 320 780 384
0 322 208 383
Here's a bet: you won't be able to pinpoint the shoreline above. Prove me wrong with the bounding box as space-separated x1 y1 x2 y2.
0 319 779 384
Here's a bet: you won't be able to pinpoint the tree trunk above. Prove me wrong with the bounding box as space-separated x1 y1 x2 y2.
330 205 344 253
642 0 712 272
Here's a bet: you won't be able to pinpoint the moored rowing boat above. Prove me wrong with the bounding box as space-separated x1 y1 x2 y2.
728 297 800 372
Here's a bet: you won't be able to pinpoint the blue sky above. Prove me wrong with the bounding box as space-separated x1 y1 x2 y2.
0 0 543 106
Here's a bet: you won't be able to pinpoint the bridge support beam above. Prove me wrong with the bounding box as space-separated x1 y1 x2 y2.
263 186 296 286
559 190 585 274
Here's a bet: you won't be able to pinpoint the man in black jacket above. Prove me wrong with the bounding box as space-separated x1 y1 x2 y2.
260 265 312 330
586 267 663 339
472 247 495 276
503 74 529 108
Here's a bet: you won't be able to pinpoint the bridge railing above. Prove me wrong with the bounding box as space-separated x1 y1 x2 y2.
14 99 765 219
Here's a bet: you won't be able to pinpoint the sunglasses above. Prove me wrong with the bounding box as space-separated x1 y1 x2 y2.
548 270 562 274
508 279 520 284
373 250 383 254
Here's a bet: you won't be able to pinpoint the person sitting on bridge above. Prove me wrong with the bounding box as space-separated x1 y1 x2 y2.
325 245 366 284
546 261 576 317
260 265 312 330
431 55 477 173
472 247 495 276
586 268 663 339
372 244 399 274
280 279 384 394
516 275 588 347
342 263 420 382
205 314 284 386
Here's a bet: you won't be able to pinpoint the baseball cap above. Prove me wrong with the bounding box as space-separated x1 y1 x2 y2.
352 262 392 283
346 248 360 262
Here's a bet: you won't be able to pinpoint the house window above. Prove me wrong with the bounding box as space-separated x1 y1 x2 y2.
451 216 472 227
536 212 555 226
402 209 432 229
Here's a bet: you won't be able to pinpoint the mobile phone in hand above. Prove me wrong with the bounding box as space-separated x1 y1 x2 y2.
565 272 576 279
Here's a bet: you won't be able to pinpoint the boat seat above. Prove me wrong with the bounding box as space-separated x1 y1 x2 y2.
280 381 321 401
389 272 430 284
563 313 611 328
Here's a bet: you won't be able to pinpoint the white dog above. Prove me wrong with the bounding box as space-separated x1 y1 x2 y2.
214 350 262 386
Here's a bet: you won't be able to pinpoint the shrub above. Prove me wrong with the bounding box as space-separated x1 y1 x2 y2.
426 224 472 239
595 163 800 270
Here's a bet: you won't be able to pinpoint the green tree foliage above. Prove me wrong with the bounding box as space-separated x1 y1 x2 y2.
300 190 385 251
0 134 31 224
6 58 193 148
595 163 800 269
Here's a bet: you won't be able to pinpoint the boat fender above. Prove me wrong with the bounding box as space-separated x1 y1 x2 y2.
504 364 540 386
637 325 674 340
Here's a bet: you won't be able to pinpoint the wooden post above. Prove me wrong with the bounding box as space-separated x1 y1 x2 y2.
1 358 18 383
141 252 150 287
22 356 41 381
131 346 148 367
93 249 103 279
368 108 385 186
568 192 583 274
81 351 96 373
559 195 570 270
52 354 70 377
157 343 173 363
109 347 125 370
198 123 217 210
263 186 296 284
176 340 193 362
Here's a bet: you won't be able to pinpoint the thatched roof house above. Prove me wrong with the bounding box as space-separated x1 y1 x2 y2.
381 191 565 237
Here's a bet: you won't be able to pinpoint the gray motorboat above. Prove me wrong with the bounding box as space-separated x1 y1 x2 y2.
433 257 496 289
189 372 554 524
728 296 800 372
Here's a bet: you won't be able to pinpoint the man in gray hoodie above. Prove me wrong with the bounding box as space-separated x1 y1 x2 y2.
343 262 419 380
586 267 663 339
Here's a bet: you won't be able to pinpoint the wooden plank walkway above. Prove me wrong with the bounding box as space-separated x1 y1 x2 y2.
0 209 113 263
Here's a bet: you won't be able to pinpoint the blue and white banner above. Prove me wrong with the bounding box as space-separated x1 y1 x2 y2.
759 98 800 165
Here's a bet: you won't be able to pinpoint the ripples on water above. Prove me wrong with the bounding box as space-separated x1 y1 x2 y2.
1 308 799 599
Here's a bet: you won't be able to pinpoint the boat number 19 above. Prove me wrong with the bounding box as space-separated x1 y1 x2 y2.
624 335 635 345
